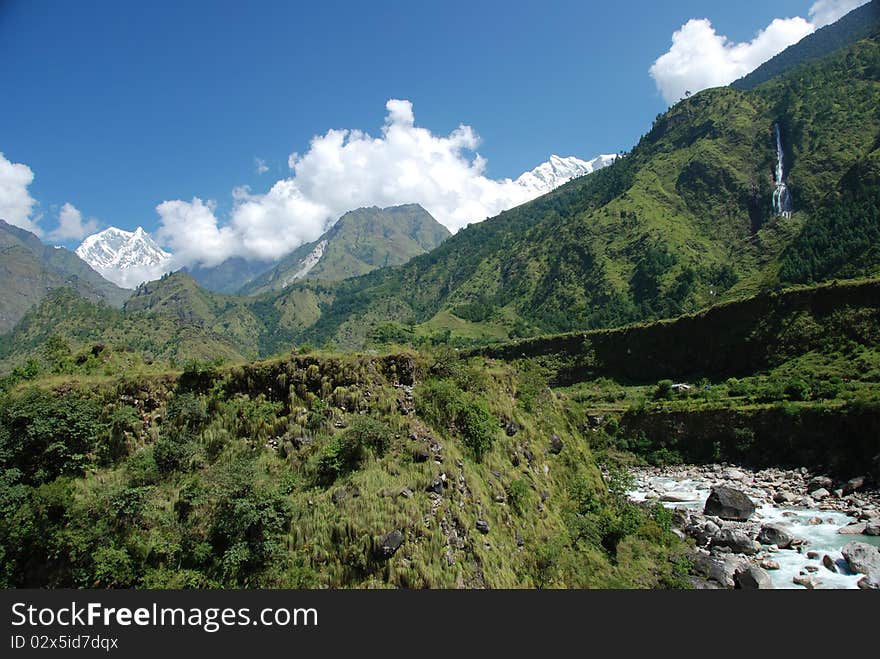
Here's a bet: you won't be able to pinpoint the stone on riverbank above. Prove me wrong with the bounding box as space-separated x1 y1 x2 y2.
690 552 748 588
735 565 773 589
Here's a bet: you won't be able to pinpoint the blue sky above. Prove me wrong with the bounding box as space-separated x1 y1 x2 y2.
0 0 862 260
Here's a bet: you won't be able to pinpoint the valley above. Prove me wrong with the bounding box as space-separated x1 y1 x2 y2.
1 2 879 591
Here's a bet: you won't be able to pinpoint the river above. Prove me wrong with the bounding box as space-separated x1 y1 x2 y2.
628 465 880 589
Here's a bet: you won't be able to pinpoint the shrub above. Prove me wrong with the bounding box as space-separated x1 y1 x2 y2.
654 379 673 400
315 416 394 484
153 429 193 474
124 448 160 487
415 379 497 461
165 392 208 431
725 377 751 397
0 389 104 485
784 378 810 401
650 502 673 533
344 416 393 456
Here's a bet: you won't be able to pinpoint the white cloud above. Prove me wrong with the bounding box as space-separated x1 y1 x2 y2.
155 197 238 268
649 0 868 104
0 152 41 235
156 99 540 268
48 202 100 241
255 157 269 175
809 0 868 27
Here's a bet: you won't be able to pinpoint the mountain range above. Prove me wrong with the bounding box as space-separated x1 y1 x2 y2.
1 3 879 363
70 153 613 293
3 2 880 595
513 153 617 197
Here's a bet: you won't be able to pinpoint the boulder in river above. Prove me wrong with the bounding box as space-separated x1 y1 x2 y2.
841 541 880 578
704 486 756 521
792 575 820 589
822 555 839 573
858 576 879 590
660 491 693 502
838 522 868 535
757 523 794 549
773 490 797 504
807 476 834 492
723 468 747 482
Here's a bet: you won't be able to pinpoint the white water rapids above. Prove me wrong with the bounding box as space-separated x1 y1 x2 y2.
629 472 880 589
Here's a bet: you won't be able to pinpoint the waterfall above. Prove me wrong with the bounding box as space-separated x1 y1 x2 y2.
772 123 793 218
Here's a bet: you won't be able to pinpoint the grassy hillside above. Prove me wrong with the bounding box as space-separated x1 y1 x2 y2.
474 277 880 384
0 219 129 333
0 351 688 588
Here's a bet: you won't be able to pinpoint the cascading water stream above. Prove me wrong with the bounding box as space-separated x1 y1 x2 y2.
772 123 793 218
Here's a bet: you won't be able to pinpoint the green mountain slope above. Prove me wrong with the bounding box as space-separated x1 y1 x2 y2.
240 204 450 295
731 0 880 90
287 31 880 349
0 219 129 333
0 287 248 375
0 347 690 588
122 271 332 358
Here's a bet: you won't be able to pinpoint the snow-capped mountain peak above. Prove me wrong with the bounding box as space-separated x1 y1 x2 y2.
76 226 173 289
514 153 617 196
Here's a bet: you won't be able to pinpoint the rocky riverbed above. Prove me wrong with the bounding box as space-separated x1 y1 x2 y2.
628 464 880 589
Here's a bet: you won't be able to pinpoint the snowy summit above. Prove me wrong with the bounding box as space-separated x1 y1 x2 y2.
76 226 172 289
514 154 617 196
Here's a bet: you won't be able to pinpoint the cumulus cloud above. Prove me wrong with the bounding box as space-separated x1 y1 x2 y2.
254 157 269 175
649 0 868 104
156 99 539 268
155 197 238 268
0 152 41 235
809 0 868 27
48 203 100 241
